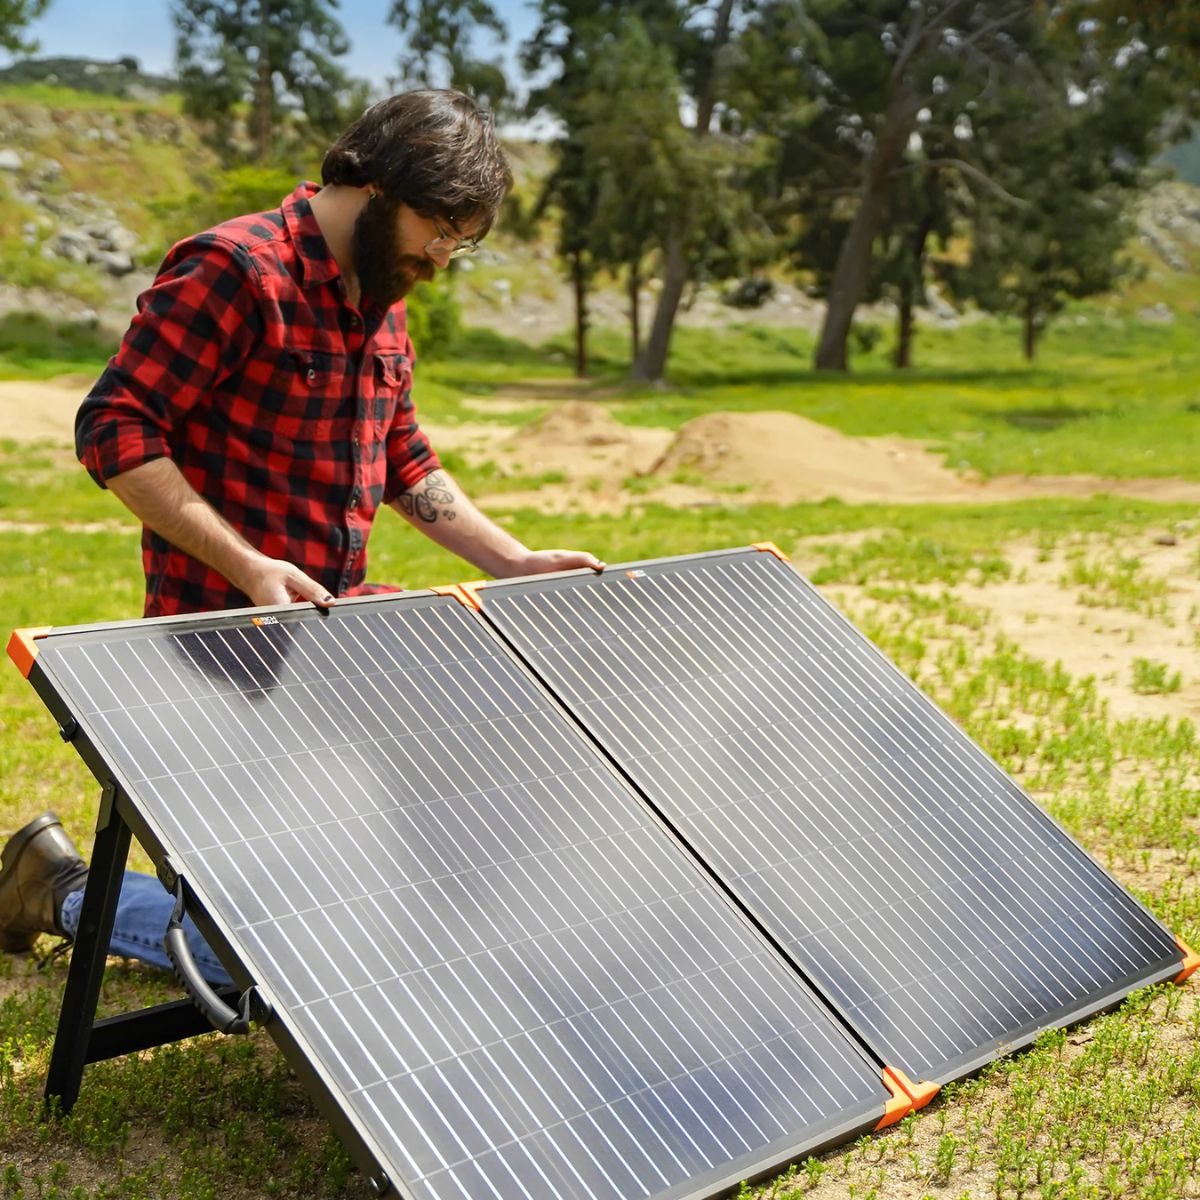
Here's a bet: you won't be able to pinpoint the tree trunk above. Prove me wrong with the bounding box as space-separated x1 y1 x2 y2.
635 0 734 384
694 0 735 135
572 252 588 378
894 202 934 369
255 0 272 163
628 265 641 364
814 96 918 371
634 237 686 382
895 283 914 369
1023 304 1038 361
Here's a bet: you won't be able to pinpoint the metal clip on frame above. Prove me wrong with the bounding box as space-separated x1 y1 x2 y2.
163 878 267 1035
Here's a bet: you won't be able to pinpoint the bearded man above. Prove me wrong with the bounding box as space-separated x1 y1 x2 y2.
0 90 602 978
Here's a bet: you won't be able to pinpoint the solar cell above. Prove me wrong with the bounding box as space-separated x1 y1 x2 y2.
25 593 892 1200
476 548 1187 1085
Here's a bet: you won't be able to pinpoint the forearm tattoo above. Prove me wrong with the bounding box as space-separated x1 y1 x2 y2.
398 470 457 524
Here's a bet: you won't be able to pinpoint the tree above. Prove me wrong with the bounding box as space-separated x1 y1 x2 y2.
524 0 750 383
570 17 696 364
173 0 357 165
535 133 601 377
1 0 49 56
736 1 1045 371
387 0 513 117
877 160 959 368
950 16 1176 359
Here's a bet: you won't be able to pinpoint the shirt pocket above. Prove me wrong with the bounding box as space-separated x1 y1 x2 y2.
372 352 414 426
256 348 349 443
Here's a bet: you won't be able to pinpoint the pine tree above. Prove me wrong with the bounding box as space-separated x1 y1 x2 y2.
1 0 50 56
524 0 747 383
569 18 700 366
387 0 512 117
173 0 358 165
950 16 1176 359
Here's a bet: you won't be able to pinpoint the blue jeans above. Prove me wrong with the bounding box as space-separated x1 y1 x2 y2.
60 870 232 988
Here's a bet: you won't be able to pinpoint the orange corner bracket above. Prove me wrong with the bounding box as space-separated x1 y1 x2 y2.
7 627 51 679
751 541 789 561
885 1065 940 1110
429 582 485 611
1176 936 1199 985
874 1068 913 1130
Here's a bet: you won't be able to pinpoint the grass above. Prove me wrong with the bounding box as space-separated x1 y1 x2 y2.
1132 658 1184 695
417 311 1200 483
4 261 1199 490
0 317 1198 1198
0 83 183 114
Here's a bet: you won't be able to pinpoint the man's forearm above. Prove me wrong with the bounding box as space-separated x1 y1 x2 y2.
390 468 531 577
105 458 334 607
391 469 605 580
108 459 262 587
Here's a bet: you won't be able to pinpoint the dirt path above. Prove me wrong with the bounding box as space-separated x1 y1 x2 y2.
7 379 1200 512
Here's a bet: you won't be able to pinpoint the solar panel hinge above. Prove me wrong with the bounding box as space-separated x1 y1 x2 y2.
157 857 180 894
95 779 118 833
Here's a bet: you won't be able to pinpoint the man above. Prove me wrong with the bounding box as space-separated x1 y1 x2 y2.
0 90 603 980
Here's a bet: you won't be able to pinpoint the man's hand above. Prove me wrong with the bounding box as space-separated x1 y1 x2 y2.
236 553 336 608
493 549 605 578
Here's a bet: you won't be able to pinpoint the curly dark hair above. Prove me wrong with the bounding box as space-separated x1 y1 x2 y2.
322 90 511 234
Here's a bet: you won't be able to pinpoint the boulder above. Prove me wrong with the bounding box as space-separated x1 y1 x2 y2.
85 220 138 254
91 249 135 276
0 148 22 171
52 229 92 263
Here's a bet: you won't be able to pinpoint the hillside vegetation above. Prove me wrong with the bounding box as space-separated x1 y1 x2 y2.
0 77 1198 353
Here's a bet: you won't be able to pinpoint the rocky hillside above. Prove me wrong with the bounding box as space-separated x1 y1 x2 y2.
0 71 216 326
0 63 1198 340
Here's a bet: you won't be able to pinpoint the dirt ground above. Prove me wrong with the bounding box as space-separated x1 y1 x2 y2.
3 378 1198 1200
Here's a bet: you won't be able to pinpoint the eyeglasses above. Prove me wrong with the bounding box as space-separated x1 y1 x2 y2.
425 219 482 260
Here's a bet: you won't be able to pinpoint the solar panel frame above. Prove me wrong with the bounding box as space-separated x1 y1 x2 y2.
473 547 1186 1085
23 588 896 1200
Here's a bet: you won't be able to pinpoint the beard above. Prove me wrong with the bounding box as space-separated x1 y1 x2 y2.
351 194 435 309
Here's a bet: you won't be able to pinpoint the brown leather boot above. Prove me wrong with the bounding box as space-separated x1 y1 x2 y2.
0 813 89 953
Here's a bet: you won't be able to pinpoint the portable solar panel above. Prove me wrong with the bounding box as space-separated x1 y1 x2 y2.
474 547 1193 1087
13 591 900 1200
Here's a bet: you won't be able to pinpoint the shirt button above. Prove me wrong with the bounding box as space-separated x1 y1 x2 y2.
306 367 316 383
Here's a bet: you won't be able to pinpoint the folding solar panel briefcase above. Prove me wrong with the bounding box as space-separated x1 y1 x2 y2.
10 546 1195 1199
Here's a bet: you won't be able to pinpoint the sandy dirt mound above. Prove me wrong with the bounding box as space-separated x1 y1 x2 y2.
7 382 1200 509
514 399 635 451
494 401 672 512
648 409 1200 506
649 411 959 503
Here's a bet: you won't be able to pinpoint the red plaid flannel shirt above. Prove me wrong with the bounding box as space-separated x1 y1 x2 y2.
76 183 441 617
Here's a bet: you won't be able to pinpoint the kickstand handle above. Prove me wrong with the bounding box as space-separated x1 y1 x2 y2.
163 878 265 1035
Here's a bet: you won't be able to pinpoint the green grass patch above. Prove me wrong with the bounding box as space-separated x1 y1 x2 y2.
0 332 1197 1199
1132 657 1185 695
0 84 183 114
0 314 115 382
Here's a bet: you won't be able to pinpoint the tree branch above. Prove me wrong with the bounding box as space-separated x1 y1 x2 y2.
890 157 1031 208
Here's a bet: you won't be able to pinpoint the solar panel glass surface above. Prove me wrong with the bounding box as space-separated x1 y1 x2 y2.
32 594 889 1200
478 551 1182 1083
